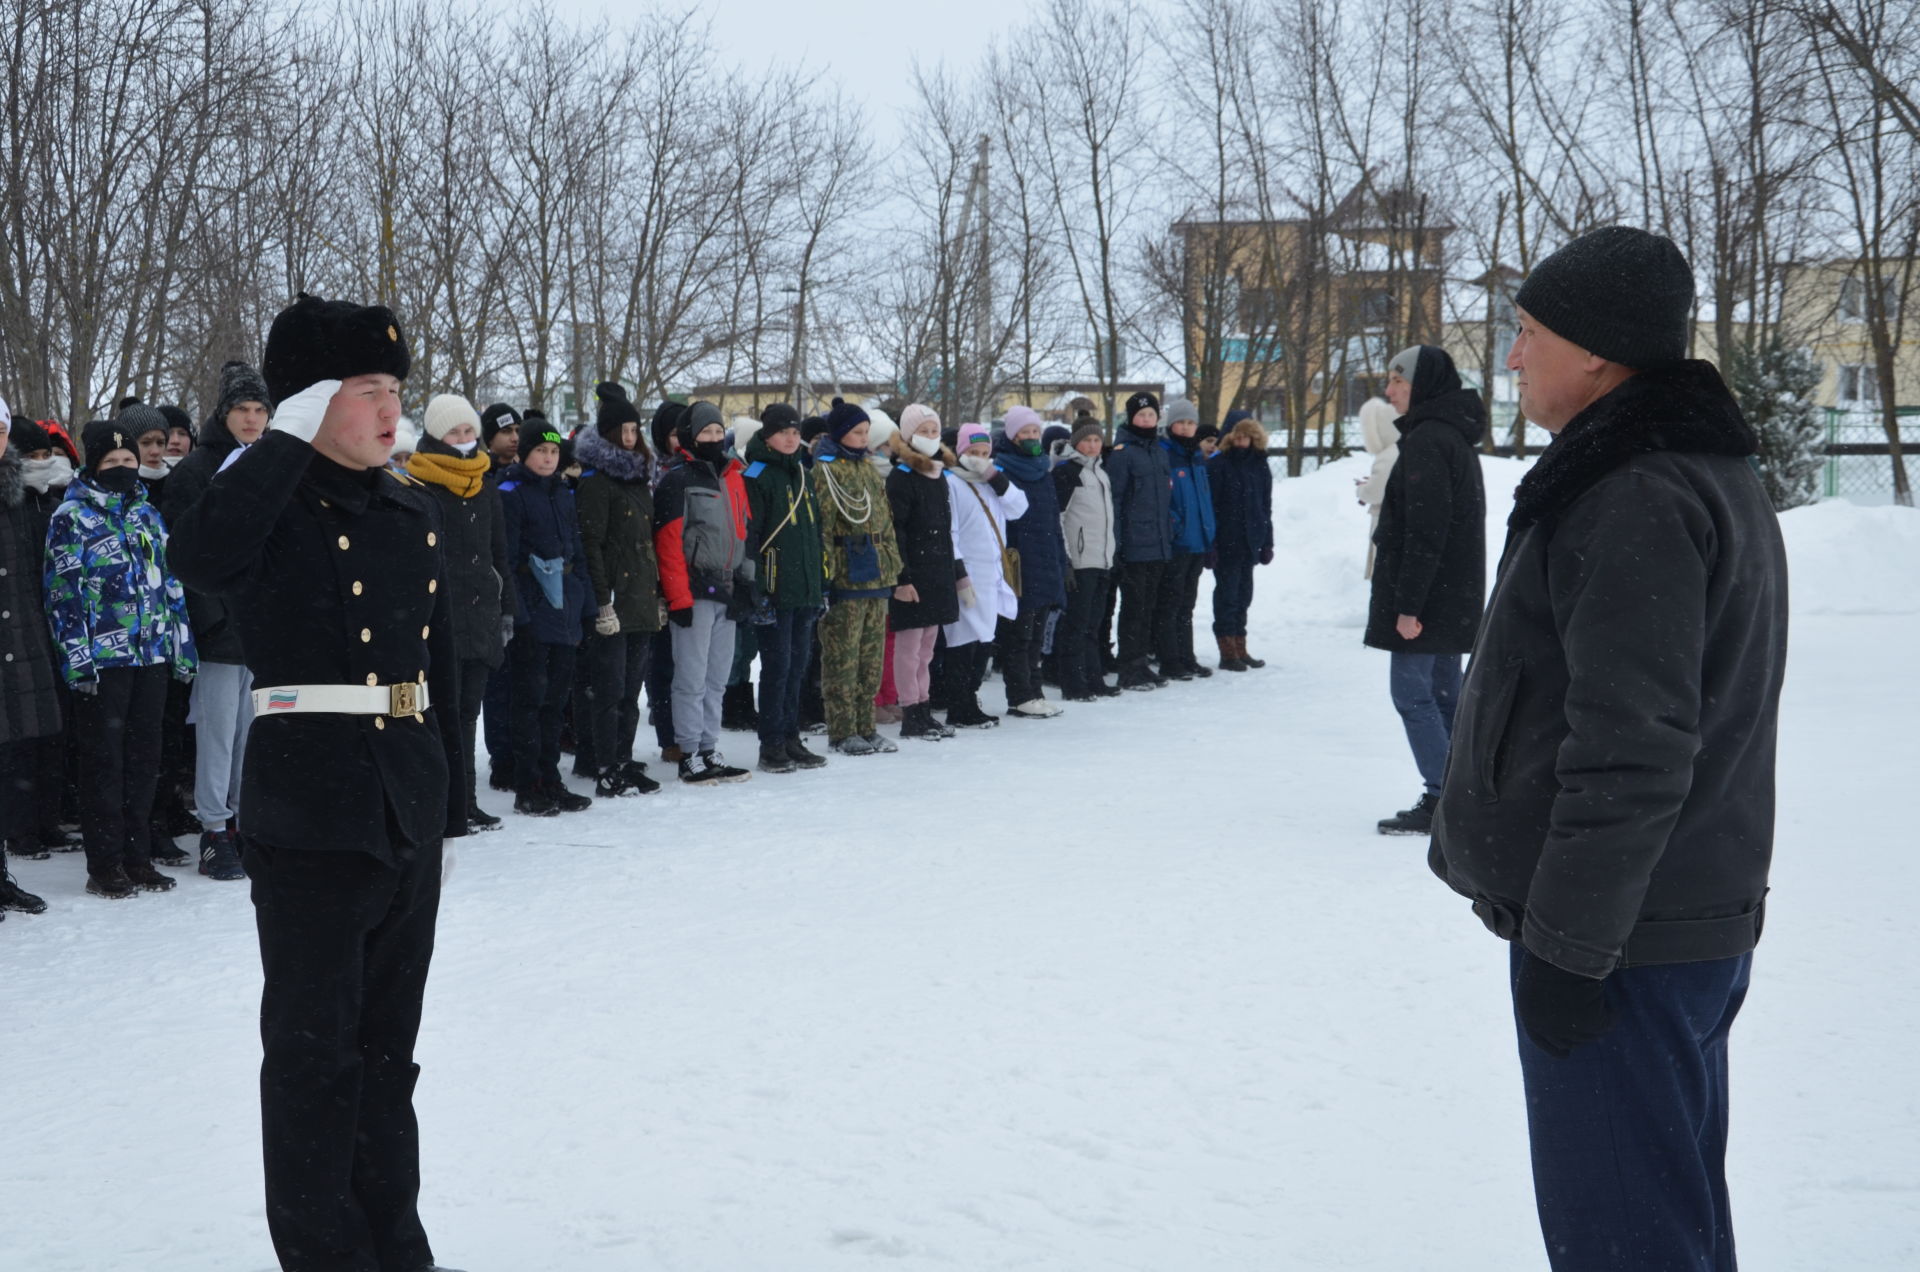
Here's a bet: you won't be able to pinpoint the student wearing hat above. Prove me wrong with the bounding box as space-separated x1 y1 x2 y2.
1154 398 1217 681
408 393 517 828
160 404 196 459
1207 412 1274 673
167 292 470 1272
742 403 828 772
163 361 277 879
642 399 688 760
1105 390 1174 689
1428 226 1787 1272
121 404 175 506
6 415 82 862
653 400 755 782
479 403 520 473
573 382 663 796
887 403 965 741
940 421 1027 727
993 406 1069 718
0 398 57 911
1051 419 1119 699
812 398 903 755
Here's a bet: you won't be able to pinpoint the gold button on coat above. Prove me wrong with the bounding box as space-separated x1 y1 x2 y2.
374 717 386 730
428 579 437 593
338 535 350 550
426 532 437 547
366 673 378 686
360 628 372 643
420 625 430 638
352 581 363 596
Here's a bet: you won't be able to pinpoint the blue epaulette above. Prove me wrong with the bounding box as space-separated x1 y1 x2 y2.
895 462 913 473
743 461 767 478
580 467 598 478
818 453 837 463
498 480 520 492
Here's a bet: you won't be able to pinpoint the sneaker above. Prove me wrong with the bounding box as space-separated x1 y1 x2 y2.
467 807 503 832
1377 792 1439 836
513 790 561 817
784 737 828 769
197 829 246 882
757 742 797 774
616 762 663 795
679 753 723 783
1163 662 1195 682
5 837 51 862
124 862 178 892
945 698 1000 729
899 703 941 741
829 734 878 757
0 868 47 914
1008 698 1063 719
701 751 752 782
86 867 140 900
548 786 593 813
864 731 899 753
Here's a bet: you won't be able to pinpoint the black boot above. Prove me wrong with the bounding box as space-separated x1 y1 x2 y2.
758 741 797 774
86 867 140 900
946 696 1000 729
899 702 941 741
1118 659 1159 691
6 836 50 861
0 862 47 914
784 736 828 769
124 861 178 892
616 760 663 794
1377 793 1439 836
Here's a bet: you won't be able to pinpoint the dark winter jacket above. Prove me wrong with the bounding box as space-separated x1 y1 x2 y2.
167 430 467 855
1429 361 1788 978
1163 435 1217 555
812 437 902 599
498 463 593 645
573 425 662 634
992 435 1068 610
0 452 62 743
1364 386 1487 654
406 438 513 667
743 431 825 611
43 475 196 686
163 406 248 663
652 448 754 616
1208 445 1274 561
886 444 966 628
1105 422 1173 563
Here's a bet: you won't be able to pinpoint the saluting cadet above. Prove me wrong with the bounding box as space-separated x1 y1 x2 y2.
168 294 467 1272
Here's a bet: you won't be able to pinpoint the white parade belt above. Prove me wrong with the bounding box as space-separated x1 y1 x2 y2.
252 682 431 717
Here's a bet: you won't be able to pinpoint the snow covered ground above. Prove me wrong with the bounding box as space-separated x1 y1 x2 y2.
5 454 1917 1271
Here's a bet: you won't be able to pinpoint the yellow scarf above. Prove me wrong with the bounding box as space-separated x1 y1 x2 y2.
406 449 489 499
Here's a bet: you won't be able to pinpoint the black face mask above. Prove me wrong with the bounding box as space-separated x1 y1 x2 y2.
694 440 728 467
92 466 140 494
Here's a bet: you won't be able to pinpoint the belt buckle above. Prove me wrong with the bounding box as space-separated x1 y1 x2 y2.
389 682 419 717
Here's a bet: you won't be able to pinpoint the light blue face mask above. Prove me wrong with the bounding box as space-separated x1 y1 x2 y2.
527 554 565 608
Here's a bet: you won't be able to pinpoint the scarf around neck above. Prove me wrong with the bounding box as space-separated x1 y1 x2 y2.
407 449 490 498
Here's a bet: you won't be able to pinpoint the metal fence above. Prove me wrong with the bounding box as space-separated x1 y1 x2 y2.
1821 409 1920 503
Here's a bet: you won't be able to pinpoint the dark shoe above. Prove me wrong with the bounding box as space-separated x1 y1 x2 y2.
616 761 663 794
1163 660 1195 682
784 737 828 769
945 698 1000 729
547 785 593 813
514 790 561 817
899 703 941 741
164 801 202 838
701 750 752 782
594 773 634 798
124 862 178 892
6 837 51 862
1377 793 1439 836
1217 635 1249 672
1118 661 1159 691
758 742 797 774
829 734 878 757
467 806 503 832
489 770 514 793
197 829 246 882
86 867 140 900
150 837 191 867
721 681 759 732
0 868 47 914
1189 662 1213 679
1239 636 1266 670
1093 681 1123 698
679 753 722 783
864 731 899 753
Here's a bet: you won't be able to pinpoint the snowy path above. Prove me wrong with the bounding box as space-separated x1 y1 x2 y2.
5 458 1916 1271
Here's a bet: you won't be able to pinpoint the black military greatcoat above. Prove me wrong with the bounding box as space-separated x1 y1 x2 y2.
169 429 466 853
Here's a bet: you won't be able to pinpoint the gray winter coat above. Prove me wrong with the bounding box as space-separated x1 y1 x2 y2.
1054 449 1116 571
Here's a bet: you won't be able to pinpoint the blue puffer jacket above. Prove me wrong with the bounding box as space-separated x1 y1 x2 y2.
1163 436 1217 554
1207 445 1273 559
1105 422 1173 563
991 436 1068 611
498 464 592 645
42 475 196 685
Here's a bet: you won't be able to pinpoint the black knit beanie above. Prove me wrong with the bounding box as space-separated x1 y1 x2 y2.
517 413 564 463
760 402 801 434
594 381 641 441
1514 227 1695 369
650 400 686 457
80 419 138 473
1123 391 1160 421
800 415 829 443
825 397 869 442
213 361 273 426
118 403 170 443
480 403 520 445
157 404 196 446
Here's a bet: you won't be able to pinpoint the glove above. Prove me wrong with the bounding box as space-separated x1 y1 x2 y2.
1259 546 1274 566
74 679 99 696
958 579 977 609
499 615 516 648
594 605 620 637
669 606 693 629
268 379 341 445
1513 949 1617 1059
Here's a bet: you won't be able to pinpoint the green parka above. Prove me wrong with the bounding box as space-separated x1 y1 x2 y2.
743 431 826 610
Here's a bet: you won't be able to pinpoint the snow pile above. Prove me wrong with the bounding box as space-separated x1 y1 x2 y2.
1778 500 1920 616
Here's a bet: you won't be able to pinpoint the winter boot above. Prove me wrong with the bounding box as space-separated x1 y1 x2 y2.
6 837 50 861
1217 635 1249 672
124 862 178 892
700 750 752 783
946 695 1000 728
488 769 515 793
721 681 759 732
1117 660 1159 692
829 734 878 757
1377 792 1439 836
513 789 560 817
1238 636 1267 669
150 833 191 868
864 731 899 753
784 737 828 769
594 771 639 799
86 867 140 900
467 806 503 832
930 709 956 738
197 828 246 882
899 703 940 741
0 864 47 914
616 760 663 794
547 783 593 813
758 741 797 774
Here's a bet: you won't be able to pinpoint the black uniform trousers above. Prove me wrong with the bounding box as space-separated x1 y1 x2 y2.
1212 553 1256 638
481 661 512 787
246 831 440 1272
1152 551 1206 673
1115 558 1167 668
646 627 676 752
509 636 577 796
996 607 1051 708
455 658 490 816
756 606 817 745
1058 568 1114 695
584 628 652 770
73 664 168 875
937 639 990 709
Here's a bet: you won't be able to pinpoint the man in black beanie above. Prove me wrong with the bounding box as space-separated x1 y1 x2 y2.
1428 227 1787 1272
169 293 467 1272
479 402 519 472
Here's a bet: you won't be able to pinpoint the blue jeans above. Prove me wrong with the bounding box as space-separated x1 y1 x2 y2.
1388 651 1461 793
1513 944 1751 1272
756 606 818 744
1211 554 1256 637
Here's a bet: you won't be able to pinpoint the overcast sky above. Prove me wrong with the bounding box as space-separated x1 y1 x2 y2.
558 0 1038 140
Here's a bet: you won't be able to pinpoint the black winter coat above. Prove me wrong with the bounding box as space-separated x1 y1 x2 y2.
993 437 1069 611
1208 445 1274 560
406 439 512 667
498 464 592 646
886 445 965 629
1105 422 1173 563
164 425 248 663
0 453 62 744
1364 388 1486 654
167 430 466 855
1429 362 1788 978
573 426 661 634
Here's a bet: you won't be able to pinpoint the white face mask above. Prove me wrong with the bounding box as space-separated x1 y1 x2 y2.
20 455 74 492
960 453 993 476
452 440 479 456
909 433 940 458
